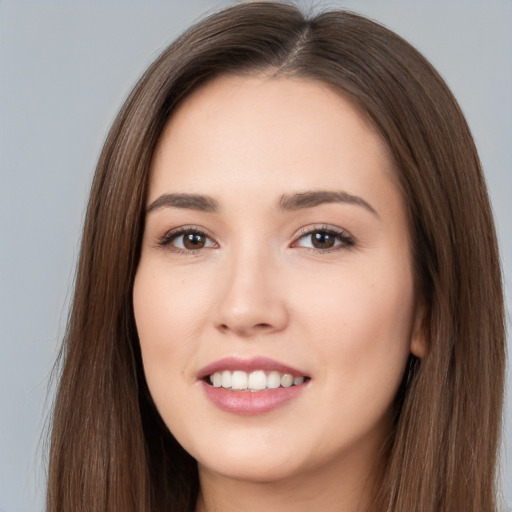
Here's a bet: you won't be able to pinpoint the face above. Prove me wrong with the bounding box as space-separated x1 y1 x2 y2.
133 75 424 488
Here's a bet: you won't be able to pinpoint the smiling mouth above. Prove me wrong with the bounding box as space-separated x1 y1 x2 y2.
206 370 309 392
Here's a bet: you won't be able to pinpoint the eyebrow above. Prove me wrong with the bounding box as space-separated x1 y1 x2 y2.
279 190 378 216
146 190 378 217
147 193 219 213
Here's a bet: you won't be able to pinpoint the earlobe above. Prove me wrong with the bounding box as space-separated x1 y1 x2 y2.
410 299 428 358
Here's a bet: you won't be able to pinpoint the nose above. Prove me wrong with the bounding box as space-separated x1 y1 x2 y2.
214 247 289 337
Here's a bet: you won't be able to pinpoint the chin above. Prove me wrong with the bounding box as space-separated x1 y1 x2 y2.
188 430 311 483
197 452 304 484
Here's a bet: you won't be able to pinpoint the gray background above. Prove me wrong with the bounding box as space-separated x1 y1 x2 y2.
1 1 510 510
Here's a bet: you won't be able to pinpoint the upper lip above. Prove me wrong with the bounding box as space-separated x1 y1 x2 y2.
197 356 308 380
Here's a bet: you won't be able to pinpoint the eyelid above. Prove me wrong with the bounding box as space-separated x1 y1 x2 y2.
157 225 219 253
291 224 356 252
155 223 355 254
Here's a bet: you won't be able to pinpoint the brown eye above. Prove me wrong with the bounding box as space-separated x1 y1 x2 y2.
311 231 336 249
293 227 355 252
183 232 206 250
160 228 217 252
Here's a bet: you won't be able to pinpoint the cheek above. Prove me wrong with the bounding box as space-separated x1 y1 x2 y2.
132 261 216 439
298 264 415 452
132 262 209 385
291 254 416 391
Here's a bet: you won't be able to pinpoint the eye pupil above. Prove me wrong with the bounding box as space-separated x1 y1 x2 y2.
183 233 206 250
312 232 335 249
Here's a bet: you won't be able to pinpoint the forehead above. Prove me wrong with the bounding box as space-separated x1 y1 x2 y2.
149 74 401 220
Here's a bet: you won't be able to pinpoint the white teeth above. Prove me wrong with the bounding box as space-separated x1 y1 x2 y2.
281 374 293 388
267 371 281 389
248 370 267 391
231 371 248 390
221 370 232 389
211 372 222 387
208 370 306 391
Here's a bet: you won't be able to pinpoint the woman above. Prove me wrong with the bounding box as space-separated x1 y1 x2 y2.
46 2 505 511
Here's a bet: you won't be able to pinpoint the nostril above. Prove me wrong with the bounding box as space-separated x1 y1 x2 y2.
217 322 273 336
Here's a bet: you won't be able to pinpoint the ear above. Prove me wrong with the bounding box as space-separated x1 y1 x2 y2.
410 298 428 358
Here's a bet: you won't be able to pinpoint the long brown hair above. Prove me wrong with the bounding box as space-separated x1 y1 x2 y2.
46 3 505 511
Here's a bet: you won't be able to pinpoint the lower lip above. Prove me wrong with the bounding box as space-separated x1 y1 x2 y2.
200 381 307 415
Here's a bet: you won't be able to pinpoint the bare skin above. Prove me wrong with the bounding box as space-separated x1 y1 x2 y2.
133 74 424 512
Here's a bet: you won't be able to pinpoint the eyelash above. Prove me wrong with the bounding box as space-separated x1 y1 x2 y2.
157 225 355 255
293 225 355 253
157 226 217 254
